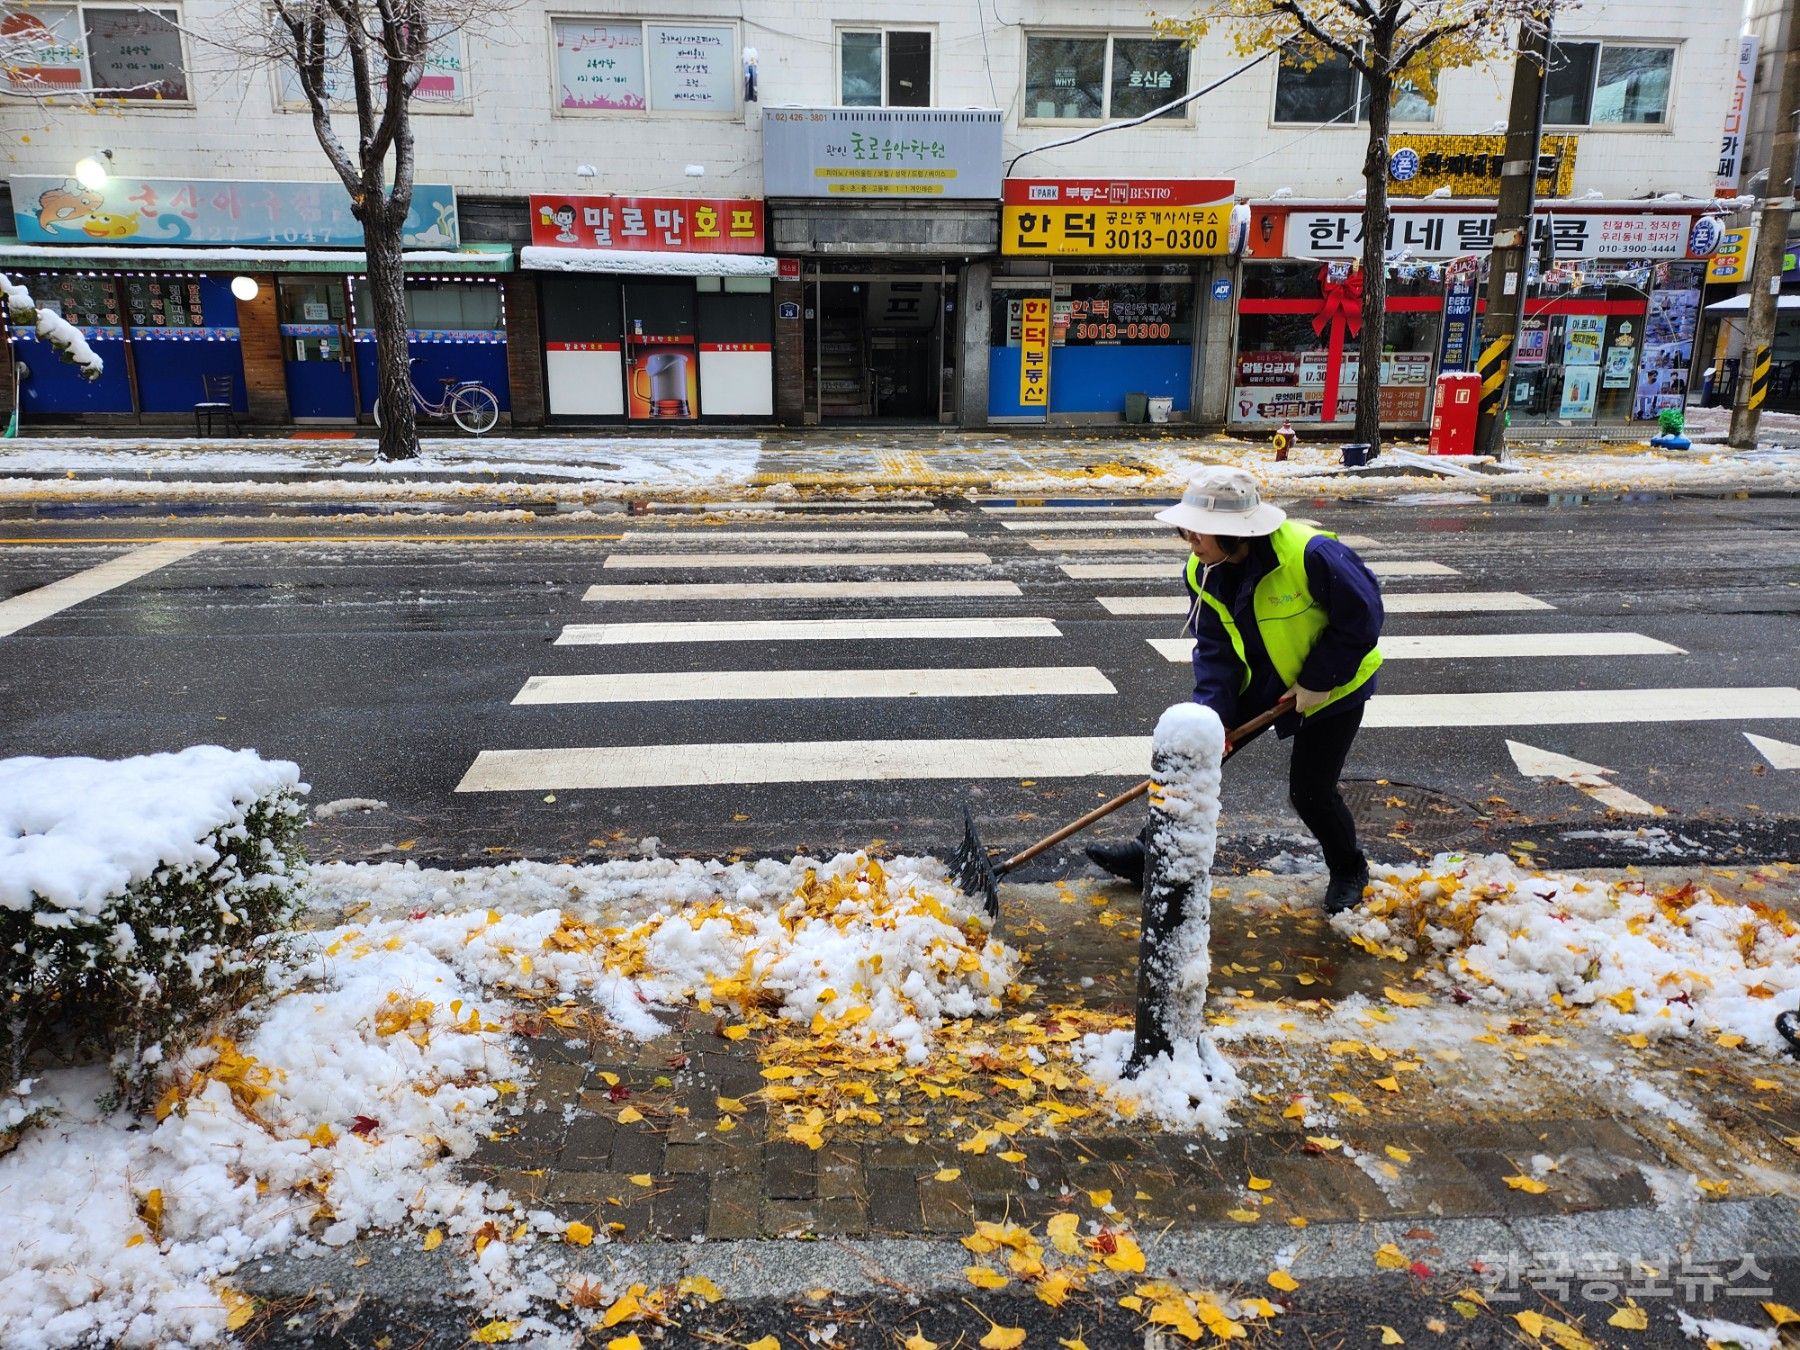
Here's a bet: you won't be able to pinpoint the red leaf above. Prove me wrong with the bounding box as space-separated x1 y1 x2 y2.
409 909 428 921
665 1053 690 1070
1301 1139 1326 1155
608 1083 632 1102
1411 1261 1433 1279
1404 1228 1437 1241
1451 987 1472 1004
349 1115 380 1136
1089 1229 1118 1256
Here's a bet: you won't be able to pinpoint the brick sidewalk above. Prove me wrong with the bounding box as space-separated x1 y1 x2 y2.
458 870 1800 1248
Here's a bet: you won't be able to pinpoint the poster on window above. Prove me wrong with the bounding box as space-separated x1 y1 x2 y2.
84 6 187 100
1564 315 1604 366
555 21 645 108
1603 342 1637 389
1632 284 1698 418
1514 318 1549 364
1558 365 1599 418
1230 351 1433 424
627 343 699 420
279 26 464 106
1 3 84 93
646 24 734 111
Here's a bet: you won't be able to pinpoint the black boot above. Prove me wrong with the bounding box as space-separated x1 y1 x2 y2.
1084 838 1146 888
1323 861 1371 915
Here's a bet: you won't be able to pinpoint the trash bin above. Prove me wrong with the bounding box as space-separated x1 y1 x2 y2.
1342 442 1371 467
1146 396 1173 424
1124 391 1149 424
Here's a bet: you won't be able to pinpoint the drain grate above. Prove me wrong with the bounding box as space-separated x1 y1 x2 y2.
1340 779 1487 850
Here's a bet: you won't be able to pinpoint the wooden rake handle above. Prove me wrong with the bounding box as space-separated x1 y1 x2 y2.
998 696 1296 874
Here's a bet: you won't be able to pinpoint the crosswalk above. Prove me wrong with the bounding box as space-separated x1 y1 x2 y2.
455 501 1800 799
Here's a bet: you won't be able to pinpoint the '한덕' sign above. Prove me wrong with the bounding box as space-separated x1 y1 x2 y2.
13 176 459 248
529 195 764 253
762 108 1003 199
1018 296 1051 408
1002 179 1234 257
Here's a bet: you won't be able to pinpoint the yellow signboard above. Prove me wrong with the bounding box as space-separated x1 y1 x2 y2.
1002 203 1232 257
1386 133 1578 199
1708 226 1753 284
1018 296 1051 408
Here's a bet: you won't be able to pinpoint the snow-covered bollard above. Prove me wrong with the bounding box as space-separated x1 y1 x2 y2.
1126 703 1225 1076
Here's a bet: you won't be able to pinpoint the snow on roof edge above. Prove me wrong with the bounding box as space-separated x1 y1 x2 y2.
520 246 779 277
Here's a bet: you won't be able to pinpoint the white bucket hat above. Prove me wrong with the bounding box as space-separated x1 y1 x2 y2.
1154 467 1287 538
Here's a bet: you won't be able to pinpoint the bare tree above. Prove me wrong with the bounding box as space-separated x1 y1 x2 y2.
1160 0 1559 450
227 2 510 460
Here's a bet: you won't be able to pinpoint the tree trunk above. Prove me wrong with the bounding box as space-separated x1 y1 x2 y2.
1355 73 1392 451
364 209 418 461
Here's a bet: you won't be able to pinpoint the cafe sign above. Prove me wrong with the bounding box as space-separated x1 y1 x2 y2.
762 108 1003 199
528 194 764 253
1002 178 1234 257
1385 133 1577 198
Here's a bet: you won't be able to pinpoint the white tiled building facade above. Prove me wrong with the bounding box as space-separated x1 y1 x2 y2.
1 0 1747 431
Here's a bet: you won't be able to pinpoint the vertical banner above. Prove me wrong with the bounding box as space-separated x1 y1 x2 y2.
1437 256 1480 372
1634 275 1700 419
1018 296 1051 408
1718 36 1759 195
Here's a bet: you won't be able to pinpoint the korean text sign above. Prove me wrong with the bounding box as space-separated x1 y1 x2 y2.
1002 179 1233 257
763 108 1003 199
1018 296 1051 408
528 195 765 253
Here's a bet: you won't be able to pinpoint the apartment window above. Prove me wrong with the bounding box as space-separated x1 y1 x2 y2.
1272 49 1433 124
276 25 467 110
838 28 931 107
553 17 737 113
1545 41 1672 126
1025 34 1188 121
1 3 188 100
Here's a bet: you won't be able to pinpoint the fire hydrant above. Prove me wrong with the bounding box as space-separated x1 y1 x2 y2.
1272 420 1295 462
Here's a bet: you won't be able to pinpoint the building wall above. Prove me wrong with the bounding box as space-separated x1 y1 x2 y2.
1743 0 1791 194
7 0 1739 204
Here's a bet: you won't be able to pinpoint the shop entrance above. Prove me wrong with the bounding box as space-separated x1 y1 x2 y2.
803 265 955 422
277 278 358 421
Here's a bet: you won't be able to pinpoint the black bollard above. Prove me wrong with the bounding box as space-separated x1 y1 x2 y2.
1124 704 1223 1079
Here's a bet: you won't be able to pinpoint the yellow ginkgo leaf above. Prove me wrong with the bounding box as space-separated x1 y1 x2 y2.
1718 1033 1745 1049
934 1168 962 1182
1379 1327 1404 1345
1385 1145 1412 1163
1514 1311 1548 1338
1306 1136 1344 1151
1046 1212 1081 1255
1247 1175 1272 1191
716 1096 747 1114
1762 1302 1800 1327
678 1275 723 1303
1087 1188 1113 1208
217 1287 255 1332
1059 1340 1090 1350
609 1337 643 1350
745 1338 781 1350
1102 1233 1145 1273
979 1325 1026 1350
723 1025 751 1041
905 1333 939 1350
617 1106 644 1125
565 1221 594 1246
1035 1273 1075 1308
997 1150 1027 1163
1607 1303 1648 1330
1268 1270 1299 1292
1226 1208 1261 1223
1384 986 1429 1008
966 1265 1008 1290
1374 1243 1410 1270
628 1174 654 1187
601 1295 643 1328
1373 1077 1401 1093
423 1228 444 1251
1503 1175 1549 1194
470 1322 514 1344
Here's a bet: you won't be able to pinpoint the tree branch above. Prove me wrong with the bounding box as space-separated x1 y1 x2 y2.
272 2 361 191
1270 0 1367 73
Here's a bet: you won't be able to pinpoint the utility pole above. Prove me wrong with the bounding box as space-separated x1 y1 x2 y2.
1473 13 1552 461
1730 2 1800 448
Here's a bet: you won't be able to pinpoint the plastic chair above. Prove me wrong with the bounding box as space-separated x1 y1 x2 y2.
193 373 241 435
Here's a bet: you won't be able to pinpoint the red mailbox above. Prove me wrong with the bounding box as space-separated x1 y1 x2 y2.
1429 371 1482 455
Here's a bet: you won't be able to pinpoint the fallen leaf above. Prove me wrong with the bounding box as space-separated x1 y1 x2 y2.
1306 1135 1344 1151
217 1286 255 1332
565 1221 594 1246
1046 1212 1081 1255
617 1106 644 1125
349 1114 380 1136
723 1026 751 1041
1059 1340 1090 1350
966 1265 1008 1289
1608 1303 1648 1330
1226 1208 1261 1223
980 1326 1027 1350
470 1322 513 1344
1035 1272 1075 1308
1385 1145 1412 1163
1503 1174 1549 1194
745 1338 781 1350
934 1168 962 1182
1384 986 1429 1008
1763 1303 1800 1328
1103 1233 1146 1272
423 1228 444 1251
905 1333 940 1350
1248 1175 1272 1191
1373 1077 1401 1093
608 1338 642 1350
1268 1270 1299 1291
1379 1327 1404 1345
1374 1243 1410 1270
628 1174 654 1187
1087 1188 1113 1208
716 1096 747 1114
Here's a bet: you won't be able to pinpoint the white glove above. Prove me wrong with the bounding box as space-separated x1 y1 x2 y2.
1288 683 1331 714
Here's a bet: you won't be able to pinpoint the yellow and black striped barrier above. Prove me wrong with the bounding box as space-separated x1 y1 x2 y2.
1749 344 1772 411
1477 336 1511 422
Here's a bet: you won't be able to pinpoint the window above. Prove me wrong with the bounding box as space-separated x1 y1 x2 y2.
276 24 467 110
1272 49 1433 125
1 3 187 100
1545 41 1672 126
1025 34 1188 121
553 17 737 113
838 28 931 106
353 279 502 331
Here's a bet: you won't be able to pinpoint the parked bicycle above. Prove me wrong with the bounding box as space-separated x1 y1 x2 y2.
372 357 500 435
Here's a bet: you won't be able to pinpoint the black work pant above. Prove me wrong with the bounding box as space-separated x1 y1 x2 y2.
1287 703 1366 877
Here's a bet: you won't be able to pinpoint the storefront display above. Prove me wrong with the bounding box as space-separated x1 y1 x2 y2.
1632 264 1701 419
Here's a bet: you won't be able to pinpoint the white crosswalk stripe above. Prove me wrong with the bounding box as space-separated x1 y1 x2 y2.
557 617 1062 645
999 518 1161 531
1098 591 1553 616
1147 632 1687 663
1061 560 1457 580
602 550 989 569
610 529 969 543
583 580 1022 601
1023 534 1382 552
513 666 1116 705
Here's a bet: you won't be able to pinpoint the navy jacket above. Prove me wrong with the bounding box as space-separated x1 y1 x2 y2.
1187 531 1385 738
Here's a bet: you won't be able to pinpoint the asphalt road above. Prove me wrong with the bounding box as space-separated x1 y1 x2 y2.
1 492 1796 876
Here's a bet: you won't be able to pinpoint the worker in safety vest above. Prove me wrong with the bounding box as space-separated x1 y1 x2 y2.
1086 467 1385 914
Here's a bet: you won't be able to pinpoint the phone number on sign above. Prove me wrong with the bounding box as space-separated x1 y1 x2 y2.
1072 322 1174 341
1101 226 1220 252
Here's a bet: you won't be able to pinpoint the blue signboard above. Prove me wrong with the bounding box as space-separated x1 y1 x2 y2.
1211 278 1233 301
1437 257 1480 373
12 176 459 248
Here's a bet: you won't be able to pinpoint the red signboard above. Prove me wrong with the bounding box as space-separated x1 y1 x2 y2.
1002 178 1234 207
528 194 765 253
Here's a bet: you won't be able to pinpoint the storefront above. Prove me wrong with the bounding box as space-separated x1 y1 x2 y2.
2 174 511 427
522 194 774 423
988 179 1235 423
1238 200 1725 431
763 107 1004 425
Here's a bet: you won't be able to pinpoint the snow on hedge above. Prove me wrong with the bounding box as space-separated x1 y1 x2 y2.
2 271 104 381
1335 853 1800 1050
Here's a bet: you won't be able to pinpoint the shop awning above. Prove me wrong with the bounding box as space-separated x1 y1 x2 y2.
1704 293 1800 314
0 240 513 273
520 246 778 277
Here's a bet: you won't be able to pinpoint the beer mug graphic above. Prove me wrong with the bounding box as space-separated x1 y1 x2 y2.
633 351 691 418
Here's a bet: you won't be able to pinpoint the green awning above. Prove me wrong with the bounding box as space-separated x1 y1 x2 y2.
0 240 513 274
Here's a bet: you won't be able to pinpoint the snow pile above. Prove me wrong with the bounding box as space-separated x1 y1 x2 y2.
1336 854 1800 1050
2 272 104 380
0 748 301 919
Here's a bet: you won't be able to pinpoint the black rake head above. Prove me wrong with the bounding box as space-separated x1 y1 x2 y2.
949 803 1001 924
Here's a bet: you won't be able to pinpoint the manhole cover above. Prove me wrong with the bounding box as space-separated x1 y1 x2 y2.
1340 779 1486 850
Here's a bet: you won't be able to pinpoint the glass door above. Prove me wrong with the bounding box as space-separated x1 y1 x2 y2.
277 278 357 420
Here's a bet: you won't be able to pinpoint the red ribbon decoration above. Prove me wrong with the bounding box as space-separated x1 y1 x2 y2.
1312 263 1364 422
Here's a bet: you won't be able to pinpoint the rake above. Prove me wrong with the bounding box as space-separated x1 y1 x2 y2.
951 696 1296 921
